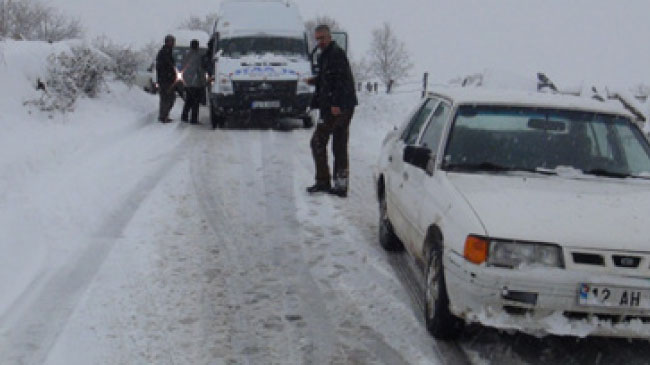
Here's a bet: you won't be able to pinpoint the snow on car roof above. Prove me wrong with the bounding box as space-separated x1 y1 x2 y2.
218 0 304 38
429 87 633 118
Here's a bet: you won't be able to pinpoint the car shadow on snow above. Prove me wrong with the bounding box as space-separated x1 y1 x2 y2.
459 326 650 364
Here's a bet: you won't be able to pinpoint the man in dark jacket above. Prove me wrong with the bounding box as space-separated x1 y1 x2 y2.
156 34 177 123
307 24 358 198
180 39 206 124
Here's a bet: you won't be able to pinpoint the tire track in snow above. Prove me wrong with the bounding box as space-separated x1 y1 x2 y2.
286 127 472 364
259 130 337 363
0 130 191 365
189 129 269 364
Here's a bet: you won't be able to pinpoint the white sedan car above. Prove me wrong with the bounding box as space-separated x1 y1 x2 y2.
375 87 650 339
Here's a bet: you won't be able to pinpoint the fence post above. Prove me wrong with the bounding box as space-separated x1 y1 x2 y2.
422 72 429 98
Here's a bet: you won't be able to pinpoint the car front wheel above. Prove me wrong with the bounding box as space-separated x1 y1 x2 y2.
425 246 464 339
378 192 404 251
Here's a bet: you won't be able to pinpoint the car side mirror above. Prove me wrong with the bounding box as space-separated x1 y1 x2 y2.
403 145 432 171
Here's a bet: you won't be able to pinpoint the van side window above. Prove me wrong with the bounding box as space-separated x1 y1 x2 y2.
401 98 438 145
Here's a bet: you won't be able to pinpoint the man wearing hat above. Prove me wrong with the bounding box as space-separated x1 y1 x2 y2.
156 34 177 123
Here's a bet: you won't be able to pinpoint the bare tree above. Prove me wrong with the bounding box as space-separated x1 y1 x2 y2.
0 0 82 41
304 15 343 50
350 56 372 83
178 13 219 35
368 22 413 91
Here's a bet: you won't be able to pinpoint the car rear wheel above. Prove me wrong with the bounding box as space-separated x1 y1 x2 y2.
302 115 314 128
425 246 464 339
378 192 404 251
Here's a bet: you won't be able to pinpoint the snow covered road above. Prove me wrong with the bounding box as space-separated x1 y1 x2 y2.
3 90 650 364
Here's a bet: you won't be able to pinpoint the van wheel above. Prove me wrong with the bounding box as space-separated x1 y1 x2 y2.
425 246 464 339
210 108 224 129
378 192 403 251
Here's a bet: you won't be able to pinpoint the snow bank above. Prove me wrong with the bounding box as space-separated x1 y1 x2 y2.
0 40 160 316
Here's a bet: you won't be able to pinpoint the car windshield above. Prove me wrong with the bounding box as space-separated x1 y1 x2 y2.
442 105 650 177
219 36 306 57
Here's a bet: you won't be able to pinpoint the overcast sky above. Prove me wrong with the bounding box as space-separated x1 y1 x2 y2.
49 0 650 87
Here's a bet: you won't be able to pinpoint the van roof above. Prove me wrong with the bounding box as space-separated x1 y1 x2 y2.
218 0 304 39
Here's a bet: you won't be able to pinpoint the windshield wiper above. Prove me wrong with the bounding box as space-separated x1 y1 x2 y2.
444 162 540 173
583 168 650 179
583 168 631 179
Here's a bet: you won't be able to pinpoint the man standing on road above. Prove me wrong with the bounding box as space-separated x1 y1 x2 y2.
180 39 206 124
306 24 358 198
156 34 177 123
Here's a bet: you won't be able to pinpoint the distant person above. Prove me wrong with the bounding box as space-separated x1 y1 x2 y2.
366 81 372 93
156 34 177 123
373 82 379 93
180 39 206 124
387 79 394 94
306 24 358 198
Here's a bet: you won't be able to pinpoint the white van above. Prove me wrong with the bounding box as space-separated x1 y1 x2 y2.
208 0 314 128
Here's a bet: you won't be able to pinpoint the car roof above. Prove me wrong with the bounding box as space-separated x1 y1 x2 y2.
427 87 634 118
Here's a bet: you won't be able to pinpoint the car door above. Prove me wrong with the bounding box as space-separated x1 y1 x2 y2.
400 101 452 257
386 97 438 246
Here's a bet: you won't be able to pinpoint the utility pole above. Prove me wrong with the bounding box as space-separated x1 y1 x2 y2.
422 72 429 98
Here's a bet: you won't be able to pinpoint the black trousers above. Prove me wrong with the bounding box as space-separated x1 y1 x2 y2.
182 87 202 123
158 83 176 120
310 109 354 189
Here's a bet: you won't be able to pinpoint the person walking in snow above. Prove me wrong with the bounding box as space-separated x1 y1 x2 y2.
156 34 177 123
306 24 358 198
180 39 206 124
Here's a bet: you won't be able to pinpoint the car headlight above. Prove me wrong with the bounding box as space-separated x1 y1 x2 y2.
464 236 564 268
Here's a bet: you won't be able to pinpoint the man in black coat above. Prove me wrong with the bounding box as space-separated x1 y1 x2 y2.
156 34 177 123
307 24 358 197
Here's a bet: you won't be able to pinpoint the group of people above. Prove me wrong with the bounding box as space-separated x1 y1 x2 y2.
155 24 358 198
155 34 209 124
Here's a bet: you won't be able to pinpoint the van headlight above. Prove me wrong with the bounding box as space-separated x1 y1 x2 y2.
218 74 233 94
463 236 563 268
297 77 312 94
488 240 563 268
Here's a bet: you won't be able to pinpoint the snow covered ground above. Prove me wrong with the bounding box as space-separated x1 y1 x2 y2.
0 39 447 363
4 1 650 361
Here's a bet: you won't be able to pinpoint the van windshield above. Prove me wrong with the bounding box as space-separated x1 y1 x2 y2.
220 36 306 57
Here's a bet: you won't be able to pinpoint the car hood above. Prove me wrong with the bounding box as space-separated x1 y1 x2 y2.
448 172 650 251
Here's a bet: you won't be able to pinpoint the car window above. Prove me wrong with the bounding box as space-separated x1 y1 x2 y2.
401 98 437 145
419 102 451 153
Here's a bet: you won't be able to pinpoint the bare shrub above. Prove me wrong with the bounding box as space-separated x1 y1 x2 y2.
27 45 108 112
0 0 83 41
178 13 219 34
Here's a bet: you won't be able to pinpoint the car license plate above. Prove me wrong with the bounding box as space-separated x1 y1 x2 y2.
251 100 280 109
578 283 650 309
